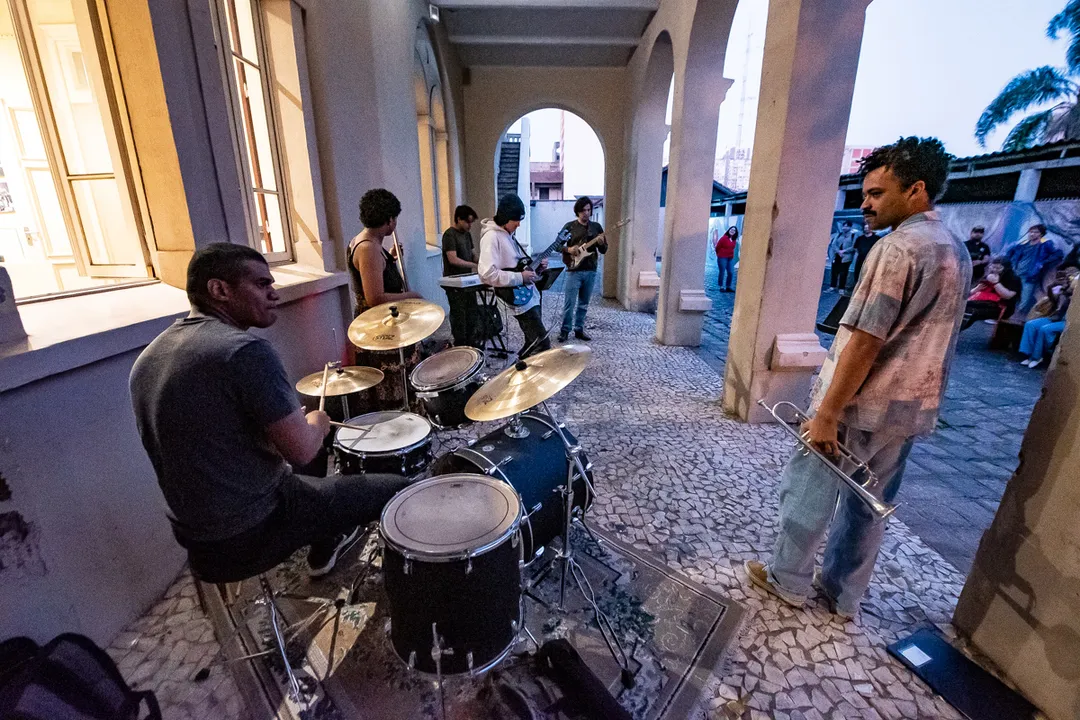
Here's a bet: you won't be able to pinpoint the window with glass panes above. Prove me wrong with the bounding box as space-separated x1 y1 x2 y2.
215 0 291 261
0 0 151 301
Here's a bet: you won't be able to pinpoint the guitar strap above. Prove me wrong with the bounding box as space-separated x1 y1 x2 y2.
510 233 531 266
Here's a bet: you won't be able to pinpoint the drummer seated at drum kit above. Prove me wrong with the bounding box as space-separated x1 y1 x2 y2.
130 243 412 581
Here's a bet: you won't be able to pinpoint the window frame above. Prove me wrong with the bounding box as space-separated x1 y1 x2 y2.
5 0 154 298
210 0 294 264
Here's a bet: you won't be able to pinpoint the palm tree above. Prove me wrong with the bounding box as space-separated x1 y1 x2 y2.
975 0 1080 151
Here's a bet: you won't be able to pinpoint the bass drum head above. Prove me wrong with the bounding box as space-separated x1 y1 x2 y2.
410 347 484 392
334 411 431 454
381 474 521 559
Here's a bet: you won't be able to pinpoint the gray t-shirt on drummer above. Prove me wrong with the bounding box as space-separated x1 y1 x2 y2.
130 313 299 542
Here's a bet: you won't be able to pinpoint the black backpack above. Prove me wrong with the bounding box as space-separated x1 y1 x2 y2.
0 634 161 720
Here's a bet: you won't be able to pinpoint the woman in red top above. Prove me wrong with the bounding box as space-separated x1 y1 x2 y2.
714 226 738 291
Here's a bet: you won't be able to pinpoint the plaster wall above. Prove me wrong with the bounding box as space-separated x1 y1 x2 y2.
304 0 467 307
462 65 628 297
954 297 1080 720
0 283 349 645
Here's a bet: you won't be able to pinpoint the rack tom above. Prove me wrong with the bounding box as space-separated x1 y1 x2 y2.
409 347 486 428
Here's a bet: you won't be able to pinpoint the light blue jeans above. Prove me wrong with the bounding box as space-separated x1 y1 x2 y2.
717 257 734 289
768 426 914 615
1019 317 1065 360
561 270 596 335
1017 280 1041 316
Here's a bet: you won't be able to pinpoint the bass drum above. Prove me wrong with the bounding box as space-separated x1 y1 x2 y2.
433 412 593 562
409 347 486 428
380 474 523 676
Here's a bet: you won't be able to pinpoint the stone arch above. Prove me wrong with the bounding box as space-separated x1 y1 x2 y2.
655 0 738 345
494 107 607 252
620 30 674 311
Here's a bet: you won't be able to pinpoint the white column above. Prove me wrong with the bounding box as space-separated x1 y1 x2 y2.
723 0 872 422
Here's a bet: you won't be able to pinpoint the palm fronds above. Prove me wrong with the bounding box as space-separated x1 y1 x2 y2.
1001 110 1056 151
975 67 1077 147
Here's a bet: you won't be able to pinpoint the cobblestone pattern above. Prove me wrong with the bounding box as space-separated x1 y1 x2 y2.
697 257 1041 574
105 570 244 720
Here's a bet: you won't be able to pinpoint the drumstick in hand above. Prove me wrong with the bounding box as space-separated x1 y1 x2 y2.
318 362 330 412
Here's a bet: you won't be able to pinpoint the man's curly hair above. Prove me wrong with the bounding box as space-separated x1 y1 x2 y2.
858 137 953 202
359 188 402 228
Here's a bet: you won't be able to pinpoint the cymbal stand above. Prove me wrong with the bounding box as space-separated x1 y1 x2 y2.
398 346 409 411
539 400 634 687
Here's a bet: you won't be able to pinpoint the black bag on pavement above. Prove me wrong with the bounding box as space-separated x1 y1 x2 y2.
0 633 162 720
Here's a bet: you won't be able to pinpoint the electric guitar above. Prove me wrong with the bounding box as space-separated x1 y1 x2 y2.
495 228 572 306
565 218 631 270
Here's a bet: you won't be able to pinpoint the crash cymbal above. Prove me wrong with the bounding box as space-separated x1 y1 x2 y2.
465 344 592 422
295 365 385 397
348 299 445 351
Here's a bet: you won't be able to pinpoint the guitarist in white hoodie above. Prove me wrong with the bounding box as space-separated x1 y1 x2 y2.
478 194 552 358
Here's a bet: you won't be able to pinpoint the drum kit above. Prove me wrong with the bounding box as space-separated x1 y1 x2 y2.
293 300 634 702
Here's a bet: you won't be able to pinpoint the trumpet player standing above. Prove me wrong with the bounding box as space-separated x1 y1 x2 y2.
746 137 970 619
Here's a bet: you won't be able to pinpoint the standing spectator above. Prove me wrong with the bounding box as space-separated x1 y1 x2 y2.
1004 224 1063 316
714 226 738 292
827 221 856 292
1019 270 1075 368
851 223 880 285
964 226 992 285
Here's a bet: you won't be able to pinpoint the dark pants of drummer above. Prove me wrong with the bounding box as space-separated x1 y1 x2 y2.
178 472 411 581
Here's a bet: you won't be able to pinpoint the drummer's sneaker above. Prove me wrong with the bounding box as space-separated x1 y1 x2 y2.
308 526 362 578
744 559 806 608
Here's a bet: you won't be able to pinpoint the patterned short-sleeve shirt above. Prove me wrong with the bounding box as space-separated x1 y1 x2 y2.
809 211 971 437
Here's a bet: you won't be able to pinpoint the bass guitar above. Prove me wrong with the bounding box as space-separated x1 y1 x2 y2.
565 218 631 270
495 227 572 306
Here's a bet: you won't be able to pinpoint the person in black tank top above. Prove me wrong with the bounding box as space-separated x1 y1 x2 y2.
347 190 427 411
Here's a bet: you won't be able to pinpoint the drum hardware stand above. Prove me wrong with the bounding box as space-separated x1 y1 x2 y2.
538 400 636 688
385 305 412 411
503 412 530 439
430 623 452 720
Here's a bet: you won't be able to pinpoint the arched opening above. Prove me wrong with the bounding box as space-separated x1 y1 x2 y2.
413 25 451 249
497 108 605 256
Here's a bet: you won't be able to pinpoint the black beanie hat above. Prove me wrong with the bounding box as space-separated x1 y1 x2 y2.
494 194 526 226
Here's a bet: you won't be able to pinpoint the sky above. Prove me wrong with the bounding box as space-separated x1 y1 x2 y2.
514 0 1070 195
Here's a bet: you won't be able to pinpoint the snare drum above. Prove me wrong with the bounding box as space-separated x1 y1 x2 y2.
381 474 523 676
433 412 593 562
409 347 486 428
333 411 433 476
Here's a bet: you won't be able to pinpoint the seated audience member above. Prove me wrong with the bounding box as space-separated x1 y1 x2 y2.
1019 269 1076 368
130 243 411 581
962 258 1021 329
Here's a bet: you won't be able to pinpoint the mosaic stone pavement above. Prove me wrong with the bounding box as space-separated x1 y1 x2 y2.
103 284 1029 719
697 257 1042 574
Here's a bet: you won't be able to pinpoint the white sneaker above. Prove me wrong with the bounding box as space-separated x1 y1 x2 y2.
1028 358 1045 369
1020 359 1034 367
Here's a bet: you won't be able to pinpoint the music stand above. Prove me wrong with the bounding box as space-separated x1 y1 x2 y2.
535 266 563 293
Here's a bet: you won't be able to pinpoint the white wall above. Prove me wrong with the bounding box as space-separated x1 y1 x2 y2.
531 200 578 255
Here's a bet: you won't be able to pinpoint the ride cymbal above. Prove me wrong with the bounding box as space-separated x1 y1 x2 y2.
347 299 445 350
295 366 385 397
465 344 591 422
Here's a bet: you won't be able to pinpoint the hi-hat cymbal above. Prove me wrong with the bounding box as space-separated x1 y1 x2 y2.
295 366 385 397
348 299 445 351
465 344 592 422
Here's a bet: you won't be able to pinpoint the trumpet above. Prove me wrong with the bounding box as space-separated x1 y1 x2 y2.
756 399 897 520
